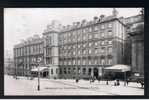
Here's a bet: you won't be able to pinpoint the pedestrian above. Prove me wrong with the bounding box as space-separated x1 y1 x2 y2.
117 79 120 86
76 79 78 83
106 79 109 85
114 79 117 86
98 77 101 83
126 79 129 86
140 81 144 88
89 75 92 83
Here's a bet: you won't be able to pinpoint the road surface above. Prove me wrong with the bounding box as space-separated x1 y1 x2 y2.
4 75 144 95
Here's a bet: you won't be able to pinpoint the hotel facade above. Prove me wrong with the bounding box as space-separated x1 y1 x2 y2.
13 9 143 79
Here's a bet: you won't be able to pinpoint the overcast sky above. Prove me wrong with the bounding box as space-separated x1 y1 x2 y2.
4 8 142 57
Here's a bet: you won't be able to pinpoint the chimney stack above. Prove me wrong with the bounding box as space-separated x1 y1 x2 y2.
93 16 98 23
100 14 105 21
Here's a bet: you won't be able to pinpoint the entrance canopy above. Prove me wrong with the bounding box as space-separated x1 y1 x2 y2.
104 64 131 72
31 67 48 72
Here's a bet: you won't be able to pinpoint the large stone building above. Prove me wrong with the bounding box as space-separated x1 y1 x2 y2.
126 10 144 76
13 8 144 79
4 50 14 75
58 9 126 79
14 35 45 77
42 20 60 78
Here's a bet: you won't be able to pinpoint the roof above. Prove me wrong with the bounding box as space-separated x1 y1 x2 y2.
104 64 131 72
31 67 48 72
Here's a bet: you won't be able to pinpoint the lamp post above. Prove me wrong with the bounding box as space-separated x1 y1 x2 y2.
124 71 127 86
101 62 103 81
37 63 40 91
36 57 41 91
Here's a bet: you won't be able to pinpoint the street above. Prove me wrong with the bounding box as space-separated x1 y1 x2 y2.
4 75 144 95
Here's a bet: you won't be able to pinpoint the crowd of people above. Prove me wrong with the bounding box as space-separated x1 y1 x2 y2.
75 76 144 88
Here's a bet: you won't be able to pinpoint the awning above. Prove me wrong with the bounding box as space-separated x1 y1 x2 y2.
31 67 48 72
47 64 57 67
104 64 131 72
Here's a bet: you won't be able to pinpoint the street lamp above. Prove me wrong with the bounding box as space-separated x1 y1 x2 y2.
37 62 40 91
124 71 126 86
34 57 42 91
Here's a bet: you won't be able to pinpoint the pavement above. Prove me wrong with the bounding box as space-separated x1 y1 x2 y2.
4 75 144 96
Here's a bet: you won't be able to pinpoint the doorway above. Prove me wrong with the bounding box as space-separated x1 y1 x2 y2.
93 68 99 79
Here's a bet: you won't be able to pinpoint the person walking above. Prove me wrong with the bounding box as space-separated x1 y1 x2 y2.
126 79 129 86
114 79 117 86
117 79 120 86
106 79 109 85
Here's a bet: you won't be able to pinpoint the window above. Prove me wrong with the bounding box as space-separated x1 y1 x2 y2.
108 47 112 53
73 45 75 49
89 27 92 32
64 61 67 65
83 29 86 33
108 40 112 44
89 34 92 39
89 60 91 65
95 59 98 64
73 68 76 73
94 33 99 38
68 46 71 49
94 26 98 31
98 41 100 45
101 24 105 29
68 68 71 74
73 60 76 65
78 68 81 74
56 68 58 74
64 68 66 74
51 69 53 75
108 30 112 36
83 35 86 40
73 51 76 55
101 47 105 53
101 41 104 45
95 49 98 54
88 68 92 75
83 44 86 48
101 32 104 37
78 50 81 55
108 59 112 65
83 68 86 75
83 50 86 54
78 45 80 48
59 68 62 74
108 23 112 28
78 60 81 65
101 59 105 65
95 42 98 46
89 49 92 54
89 42 92 47
69 60 71 65
83 60 86 65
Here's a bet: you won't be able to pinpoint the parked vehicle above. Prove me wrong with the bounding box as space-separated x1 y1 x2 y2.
128 76 144 87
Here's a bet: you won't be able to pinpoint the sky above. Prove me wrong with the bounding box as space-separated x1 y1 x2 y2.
4 8 142 57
